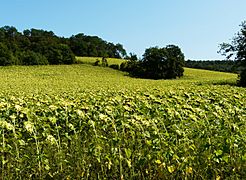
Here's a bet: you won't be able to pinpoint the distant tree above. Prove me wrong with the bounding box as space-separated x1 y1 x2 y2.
0 26 21 54
23 29 31 37
121 45 185 79
57 44 76 64
115 43 127 58
142 45 185 79
0 42 14 66
68 33 127 58
185 60 238 73
129 53 138 61
44 44 75 65
165 45 185 78
21 50 48 65
0 25 127 66
219 21 246 86
1 26 19 39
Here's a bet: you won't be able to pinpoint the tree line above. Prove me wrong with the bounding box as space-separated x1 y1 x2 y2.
185 60 242 73
0 26 127 66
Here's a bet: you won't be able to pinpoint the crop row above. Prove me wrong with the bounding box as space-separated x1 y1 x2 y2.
0 87 245 179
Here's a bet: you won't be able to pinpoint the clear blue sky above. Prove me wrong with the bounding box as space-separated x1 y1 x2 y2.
1 0 246 59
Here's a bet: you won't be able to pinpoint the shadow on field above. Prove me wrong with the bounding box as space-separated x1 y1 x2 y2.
205 80 238 87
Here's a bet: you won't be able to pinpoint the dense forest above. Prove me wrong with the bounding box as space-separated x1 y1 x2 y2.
0 26 127 65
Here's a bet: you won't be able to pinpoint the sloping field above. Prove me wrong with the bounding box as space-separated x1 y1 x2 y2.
76 56 126 66
0 64 245 179
0 64 237 94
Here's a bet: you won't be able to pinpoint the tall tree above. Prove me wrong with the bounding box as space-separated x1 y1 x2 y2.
122 45 185 79
142 45 185 79
219 21 246 86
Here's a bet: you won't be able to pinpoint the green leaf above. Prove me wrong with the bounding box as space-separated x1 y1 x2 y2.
222 155 229 163
215 150 223 156
167 165 175 173
155 160 161 164
124 148 132 159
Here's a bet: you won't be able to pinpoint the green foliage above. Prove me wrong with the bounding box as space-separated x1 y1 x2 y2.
91 58 109 67
0 85 245 179
0 26 126 66
240 69 246 87
185 60 240 73
101 57 108 67
21 50 48 65
94 59 100 66
143 45 185 79
44 44 75 65
219 21 246 86
77 57 126 67
127 52 138 61
120 60 144 77
69 34 127 58
109 64 119 70
0 42 14 66
0 59 243 179
0 26 75 66
238 69 246 86
0 64 237 95
122 45 185 79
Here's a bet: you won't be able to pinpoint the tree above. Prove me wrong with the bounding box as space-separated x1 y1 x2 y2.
128 53 138 61
21 50 48 65
121 45 185 79
141 45 185 79
0 25 127 66
68 33 127 58
115 43 127 58
165 45 185 78
44 44 75 65
219 21 246 86
0 42 14 66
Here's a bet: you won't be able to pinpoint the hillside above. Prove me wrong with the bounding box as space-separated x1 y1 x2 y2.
76 56 126 66
0 63 237 95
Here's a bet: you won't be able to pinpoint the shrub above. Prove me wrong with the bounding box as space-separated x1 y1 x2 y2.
101 57 108 67
94 59 100 66
120 61 128 71
109 64 119 70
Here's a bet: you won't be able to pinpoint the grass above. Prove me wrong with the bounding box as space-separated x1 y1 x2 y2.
0 64 238 95
76 56 126 66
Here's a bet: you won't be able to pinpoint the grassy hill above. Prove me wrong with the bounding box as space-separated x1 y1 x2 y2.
76 56 126 66
0 63 238 95
0 63 245 179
